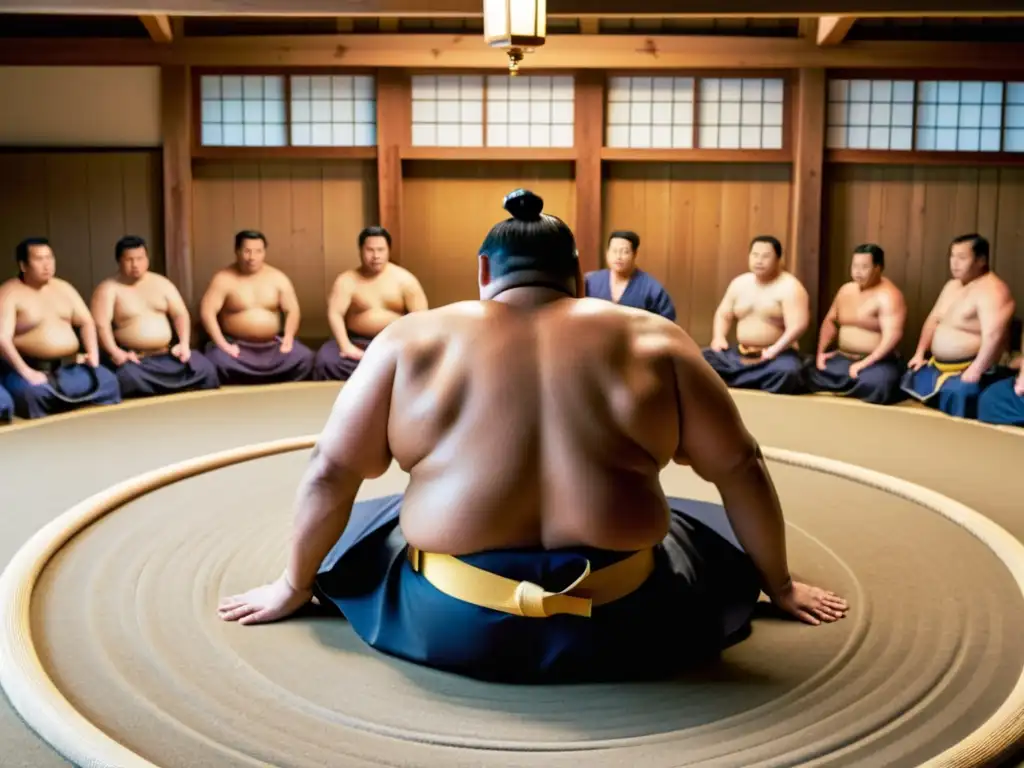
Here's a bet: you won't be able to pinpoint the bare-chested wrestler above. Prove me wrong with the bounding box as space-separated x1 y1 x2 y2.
0 238 121 420
807 244 908 405
91 235 219 399
218 189 848 684
313 226 428 382
901 234 1016 419
977 321 1024 427
702 236 810 395
200 230 315 385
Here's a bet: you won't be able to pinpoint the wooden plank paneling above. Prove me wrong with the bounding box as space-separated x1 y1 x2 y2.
400 160 577 308
190 159 378 341
603 163 792 343
824 164 1024 358
0 150 162 300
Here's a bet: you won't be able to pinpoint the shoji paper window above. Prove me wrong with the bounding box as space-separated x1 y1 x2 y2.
289 75 376 147
199 74 287 147
826 79 915 150
486 75 575 148
410 75 485 147
605 76 695 149
697 78 785 150
916 80 1003 152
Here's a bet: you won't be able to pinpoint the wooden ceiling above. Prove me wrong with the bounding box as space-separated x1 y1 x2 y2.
3 12 1024 43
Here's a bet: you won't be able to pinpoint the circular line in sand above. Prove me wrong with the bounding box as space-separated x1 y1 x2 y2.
1 437 1022 768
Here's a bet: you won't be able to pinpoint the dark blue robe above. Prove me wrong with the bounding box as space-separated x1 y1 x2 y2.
899 357 1011 420
0 358 121 420
977 374 1024 427
585 269 676 321
205 337 314 386
0 384 12 423
702 346 807 395
805 352 906 405
313 334 373 382
314 494 760 684
112 351 220 399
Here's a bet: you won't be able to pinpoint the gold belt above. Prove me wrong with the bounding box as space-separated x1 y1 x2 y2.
407 546 655 619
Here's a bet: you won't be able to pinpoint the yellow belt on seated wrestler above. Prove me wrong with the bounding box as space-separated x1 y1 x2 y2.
930 357 972 374
406 546 655 619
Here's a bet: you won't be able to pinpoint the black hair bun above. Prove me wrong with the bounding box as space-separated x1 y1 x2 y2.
503 189 544 221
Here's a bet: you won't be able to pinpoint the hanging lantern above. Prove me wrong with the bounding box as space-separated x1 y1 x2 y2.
483 0 547 76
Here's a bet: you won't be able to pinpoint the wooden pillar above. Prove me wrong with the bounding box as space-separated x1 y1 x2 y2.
161 65 194 309
789 68 826 327
574 71 604 274
376 69 409 263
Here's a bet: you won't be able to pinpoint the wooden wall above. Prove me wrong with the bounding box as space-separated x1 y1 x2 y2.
190 159 378 339
0 151 163 300
824 165 1024 357
603 162 792 344
400 160 576 308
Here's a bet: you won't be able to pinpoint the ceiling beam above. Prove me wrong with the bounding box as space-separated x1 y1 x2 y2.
1 0 1023 17
817 15 856 45
1 34 1023 70
139 13 173 42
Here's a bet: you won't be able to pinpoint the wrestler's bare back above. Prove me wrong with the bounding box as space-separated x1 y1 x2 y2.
327 295 751 556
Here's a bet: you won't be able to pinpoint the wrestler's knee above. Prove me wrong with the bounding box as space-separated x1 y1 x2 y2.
0 388 12 422
188 352 221 389
93 365 123 403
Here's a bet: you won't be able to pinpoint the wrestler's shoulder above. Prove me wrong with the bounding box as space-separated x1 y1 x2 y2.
49 277 85 297
388 263 423 284
983 271 1014 299
779 271 809 294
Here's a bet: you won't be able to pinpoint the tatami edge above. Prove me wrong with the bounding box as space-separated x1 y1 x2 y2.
1 439 1022 768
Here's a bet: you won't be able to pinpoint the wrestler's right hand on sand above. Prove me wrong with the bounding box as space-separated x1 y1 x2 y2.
773 581 848 625
217 574 312 625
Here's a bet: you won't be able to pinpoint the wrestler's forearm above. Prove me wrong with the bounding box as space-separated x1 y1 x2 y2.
862 329 901 367
171 313 191 348
972 334 1004 372
327 313 353 349
201 312 229 347
79 322 100 358
712 311 731 341
816 321 837 354
770 324 807 353
0 338 34 377
96 324 123 357
715 454 792 599
282 311 300 341
285 467 361 591
914 317 937 356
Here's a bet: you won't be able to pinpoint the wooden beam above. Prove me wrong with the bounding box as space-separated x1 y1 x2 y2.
160 65 193 311
139 13 173 42
797 18 818 39
817 16 856 46
788 68 826 333
375 70 408 265
3 35 1024 70
4 0 1024 16
573 71 604 276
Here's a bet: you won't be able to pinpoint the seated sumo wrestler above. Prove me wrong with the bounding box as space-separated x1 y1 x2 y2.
584 230 677 321
219 189 848 685
199 230 314 385
91 235 219 398
807 244 908 405
314 226 429 382
0 238 121 420
702 236 811 395
901 234 1016 420
0 383 12 423
977 343 1024 427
